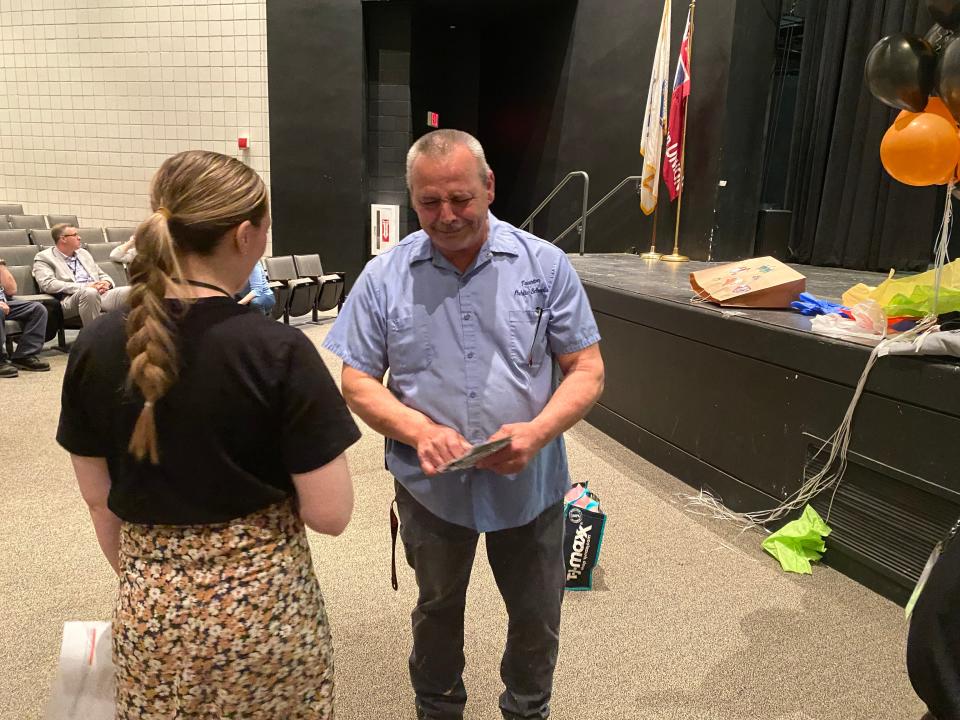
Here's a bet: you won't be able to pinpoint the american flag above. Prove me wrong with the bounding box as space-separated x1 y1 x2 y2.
663 9 692 201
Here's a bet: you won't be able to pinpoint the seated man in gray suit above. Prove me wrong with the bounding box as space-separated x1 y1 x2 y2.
33 224 129 327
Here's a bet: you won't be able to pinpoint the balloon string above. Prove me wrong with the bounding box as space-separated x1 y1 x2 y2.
684 179 956 530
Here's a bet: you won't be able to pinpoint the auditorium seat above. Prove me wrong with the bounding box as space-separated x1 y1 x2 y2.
46 214 80 227
86 242 128 288
99 261 129 289
0 203 24 216
7 214 47 230
86 242 122 263
293 253 345 320
76 227 105 244
28 229 53 247
1 244 41 267
3 258 62 350
104 227 136 244
263 256 315 324
3 317 19 356
0 229 31 247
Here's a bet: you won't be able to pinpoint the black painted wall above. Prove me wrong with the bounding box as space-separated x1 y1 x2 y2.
266 0 367 287
267 0 782 275
410 6 482 141
714 0 782 259
366 2 414 239
475 1 577 230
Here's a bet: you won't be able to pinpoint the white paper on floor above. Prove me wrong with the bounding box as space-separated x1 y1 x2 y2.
44 620 114 720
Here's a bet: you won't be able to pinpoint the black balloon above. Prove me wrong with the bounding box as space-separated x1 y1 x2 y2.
865 33 936 112
925 22 956 54
928 0 960 32
937 37 960 121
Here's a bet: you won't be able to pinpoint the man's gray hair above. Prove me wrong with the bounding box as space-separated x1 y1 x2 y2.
406 129 491 188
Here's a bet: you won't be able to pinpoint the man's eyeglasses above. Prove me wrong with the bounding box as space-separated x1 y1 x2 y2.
61 233 81 240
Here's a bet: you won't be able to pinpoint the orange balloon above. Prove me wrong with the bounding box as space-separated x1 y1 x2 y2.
881 112 960 186
937 131 960 184
896 97 958 128
924 97 958 126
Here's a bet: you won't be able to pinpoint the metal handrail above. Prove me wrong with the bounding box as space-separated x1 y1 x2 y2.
552 175 643 248
519 171 590 255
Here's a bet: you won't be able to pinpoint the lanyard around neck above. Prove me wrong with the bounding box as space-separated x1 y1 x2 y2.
172 278 233 298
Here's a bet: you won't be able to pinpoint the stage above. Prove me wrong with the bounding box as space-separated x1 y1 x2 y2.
570 253 960 603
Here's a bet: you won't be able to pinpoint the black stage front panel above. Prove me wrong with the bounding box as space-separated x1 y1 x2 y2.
570 254 960 604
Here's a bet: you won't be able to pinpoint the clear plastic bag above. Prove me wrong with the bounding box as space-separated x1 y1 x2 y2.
843 258 960 314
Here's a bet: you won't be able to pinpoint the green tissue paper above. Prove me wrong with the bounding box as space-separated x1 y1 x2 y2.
761 504 832 574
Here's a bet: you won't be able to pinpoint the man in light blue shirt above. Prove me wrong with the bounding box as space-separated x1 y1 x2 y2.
236 261 275 315
323 129 604 720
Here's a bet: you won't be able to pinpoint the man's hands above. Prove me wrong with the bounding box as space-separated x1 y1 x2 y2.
415 422 471 476
88 281 111 295
414 421 549 477
0 301 8 317
475 422 548 476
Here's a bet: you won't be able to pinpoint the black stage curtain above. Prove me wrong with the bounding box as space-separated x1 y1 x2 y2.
786 0 943 272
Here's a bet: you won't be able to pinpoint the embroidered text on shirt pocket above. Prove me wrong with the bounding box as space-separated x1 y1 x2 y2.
387 309 434 373
509 308 551 370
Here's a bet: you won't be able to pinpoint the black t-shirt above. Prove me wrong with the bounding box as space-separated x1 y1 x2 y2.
57 297 361 525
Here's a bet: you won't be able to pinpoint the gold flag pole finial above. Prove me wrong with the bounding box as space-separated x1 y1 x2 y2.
663 0 696 263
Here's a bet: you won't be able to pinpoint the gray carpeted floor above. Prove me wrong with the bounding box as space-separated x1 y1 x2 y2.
0 320 927 719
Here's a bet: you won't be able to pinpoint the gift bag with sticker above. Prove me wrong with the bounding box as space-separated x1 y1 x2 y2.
690 256 806 308
563 483 607 591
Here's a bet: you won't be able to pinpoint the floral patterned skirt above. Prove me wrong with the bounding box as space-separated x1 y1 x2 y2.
113 500 334 719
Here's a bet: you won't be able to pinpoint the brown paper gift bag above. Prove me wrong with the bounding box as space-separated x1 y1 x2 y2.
690 256 806 308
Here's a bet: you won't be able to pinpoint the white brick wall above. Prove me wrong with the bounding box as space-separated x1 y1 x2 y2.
0 0 271 252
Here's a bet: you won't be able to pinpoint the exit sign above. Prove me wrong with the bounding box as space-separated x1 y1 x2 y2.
427 111 439 128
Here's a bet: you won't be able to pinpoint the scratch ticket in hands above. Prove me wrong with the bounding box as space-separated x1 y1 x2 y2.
439 437 512 473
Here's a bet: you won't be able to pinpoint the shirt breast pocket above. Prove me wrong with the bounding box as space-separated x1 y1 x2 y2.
387 309 434 374
509 309 551 370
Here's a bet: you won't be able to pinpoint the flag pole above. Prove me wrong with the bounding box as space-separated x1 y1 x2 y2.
640 202 662 259
663 0 696 263
639 0 670 261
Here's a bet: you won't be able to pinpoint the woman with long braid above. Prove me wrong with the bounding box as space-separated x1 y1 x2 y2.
57 150 360 718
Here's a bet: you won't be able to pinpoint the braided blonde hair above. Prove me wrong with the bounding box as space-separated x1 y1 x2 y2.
126 150 268 463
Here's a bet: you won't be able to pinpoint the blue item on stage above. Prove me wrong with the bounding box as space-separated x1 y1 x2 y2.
790 292 849 316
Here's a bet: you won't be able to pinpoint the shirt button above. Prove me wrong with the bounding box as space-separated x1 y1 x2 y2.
463 313 471 320
469 391 477 399
467 352 475 359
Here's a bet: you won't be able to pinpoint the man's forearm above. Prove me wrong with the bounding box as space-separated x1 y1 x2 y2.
529 353 604 445
0 265 15 296
343 372 436 447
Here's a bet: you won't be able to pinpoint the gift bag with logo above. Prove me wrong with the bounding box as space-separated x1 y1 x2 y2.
690 256 806 308
563 483 607 591
44 621 114 720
